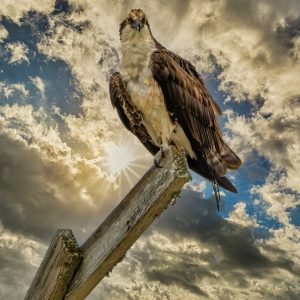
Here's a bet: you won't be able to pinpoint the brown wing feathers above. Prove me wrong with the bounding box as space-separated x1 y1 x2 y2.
109 72 159 155
150 49 242 186
151 53 221 149
109 51 241 194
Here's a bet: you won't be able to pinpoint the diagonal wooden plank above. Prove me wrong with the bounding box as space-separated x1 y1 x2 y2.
64 146 191 300
24 229 82 300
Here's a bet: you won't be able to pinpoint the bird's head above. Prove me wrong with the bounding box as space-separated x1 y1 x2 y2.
119 9 150 39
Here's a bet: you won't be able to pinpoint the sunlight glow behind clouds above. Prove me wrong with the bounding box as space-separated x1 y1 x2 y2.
103 143 134 176
0 0 299 299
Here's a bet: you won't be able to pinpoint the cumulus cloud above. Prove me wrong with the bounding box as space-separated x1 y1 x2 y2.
37 1 140 160
0 104 122 241
88 188 300 299
7 42 29 64
0 223 46 299
112 0 300 227
0 0 299 299
179 0 300 196
0 82 29 98
30 76 45 98
225 106 300 193
0 25 8 41
0 0 152 242
0 0 53 23
227 202 259 228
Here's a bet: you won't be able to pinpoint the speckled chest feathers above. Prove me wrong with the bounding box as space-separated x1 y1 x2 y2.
120 25 196 158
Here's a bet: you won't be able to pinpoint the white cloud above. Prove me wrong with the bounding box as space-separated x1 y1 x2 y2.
0 104 128 240
87 186 299 299
37 7 121 158
0 0 53 23
7 42 29 64
227 202 259 228
225 107 300 193
0 81 29 98
0 1 299 299
30 76 45 98
186 181 207 194
0 223 46 299
0 25 8 41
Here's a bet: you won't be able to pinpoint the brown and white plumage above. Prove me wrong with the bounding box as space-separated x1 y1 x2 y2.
109 9 242 208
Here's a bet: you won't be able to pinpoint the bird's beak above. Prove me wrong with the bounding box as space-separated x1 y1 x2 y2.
132 20 143 32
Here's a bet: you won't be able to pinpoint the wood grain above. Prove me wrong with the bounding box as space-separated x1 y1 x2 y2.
64 146 191 300
24 229 82 300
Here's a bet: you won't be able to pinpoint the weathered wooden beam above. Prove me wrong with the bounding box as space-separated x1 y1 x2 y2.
24 229 82 300
64 146 191 300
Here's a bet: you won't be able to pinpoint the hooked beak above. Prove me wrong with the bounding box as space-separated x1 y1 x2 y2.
132 20 143 32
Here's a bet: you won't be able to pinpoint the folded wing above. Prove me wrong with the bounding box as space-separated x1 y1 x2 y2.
150 47 242 192
109 72 159 155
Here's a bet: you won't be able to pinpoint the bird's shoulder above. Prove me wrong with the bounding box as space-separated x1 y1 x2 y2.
150 43 222 115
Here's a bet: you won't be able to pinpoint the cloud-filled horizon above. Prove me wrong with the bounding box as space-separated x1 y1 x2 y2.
0 0 299 299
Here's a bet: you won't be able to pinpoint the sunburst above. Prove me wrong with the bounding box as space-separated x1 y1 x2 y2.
102 140 152 199
103 143 135 176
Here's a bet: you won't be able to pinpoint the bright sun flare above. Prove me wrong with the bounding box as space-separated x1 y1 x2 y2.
103 144 134 175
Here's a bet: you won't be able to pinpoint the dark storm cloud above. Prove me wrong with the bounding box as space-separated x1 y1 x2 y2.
276 16 300 49
194 0 300 67
152 190 274 271
51 0 90 33
130 187 299 292
53 0 72 15
146 268 208 296
0 0 299 299
91 186 299 299
0 132 114 243
0 238 38 299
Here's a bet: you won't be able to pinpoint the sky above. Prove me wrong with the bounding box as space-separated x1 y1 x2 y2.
0 0 299 299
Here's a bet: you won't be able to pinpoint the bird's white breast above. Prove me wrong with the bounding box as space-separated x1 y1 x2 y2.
120 26 174 147
127 70 174 147
120 25 196 158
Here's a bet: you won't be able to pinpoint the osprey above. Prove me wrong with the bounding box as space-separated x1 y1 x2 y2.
109 9 242 208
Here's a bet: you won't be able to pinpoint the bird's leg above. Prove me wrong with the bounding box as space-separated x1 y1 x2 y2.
154 137 171 168
154 145 168 168
172 121 178 134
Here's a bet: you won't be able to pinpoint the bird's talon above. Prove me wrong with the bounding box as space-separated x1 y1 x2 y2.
154 145 170 168
154 158 163 168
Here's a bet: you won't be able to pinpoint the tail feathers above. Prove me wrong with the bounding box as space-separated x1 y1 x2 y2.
188 158 238 193
220 144 242 170
216 175 237 193
210 144 242 177
211 155 227 177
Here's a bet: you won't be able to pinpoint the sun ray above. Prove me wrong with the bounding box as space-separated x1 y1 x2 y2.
128 161 150 169
121 167 136 188
99 140 154 200
124 165 142 180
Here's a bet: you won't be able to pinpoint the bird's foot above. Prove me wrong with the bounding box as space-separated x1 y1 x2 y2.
154 145 170 168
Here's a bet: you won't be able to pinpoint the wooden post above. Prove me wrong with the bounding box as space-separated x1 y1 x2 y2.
25 146 191 300
24 229 82 300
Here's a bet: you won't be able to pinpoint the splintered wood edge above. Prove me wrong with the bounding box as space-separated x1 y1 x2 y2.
65 146 191 300
24 229 82 300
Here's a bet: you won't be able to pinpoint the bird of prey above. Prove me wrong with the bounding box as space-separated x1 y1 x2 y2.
109 9 242 209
